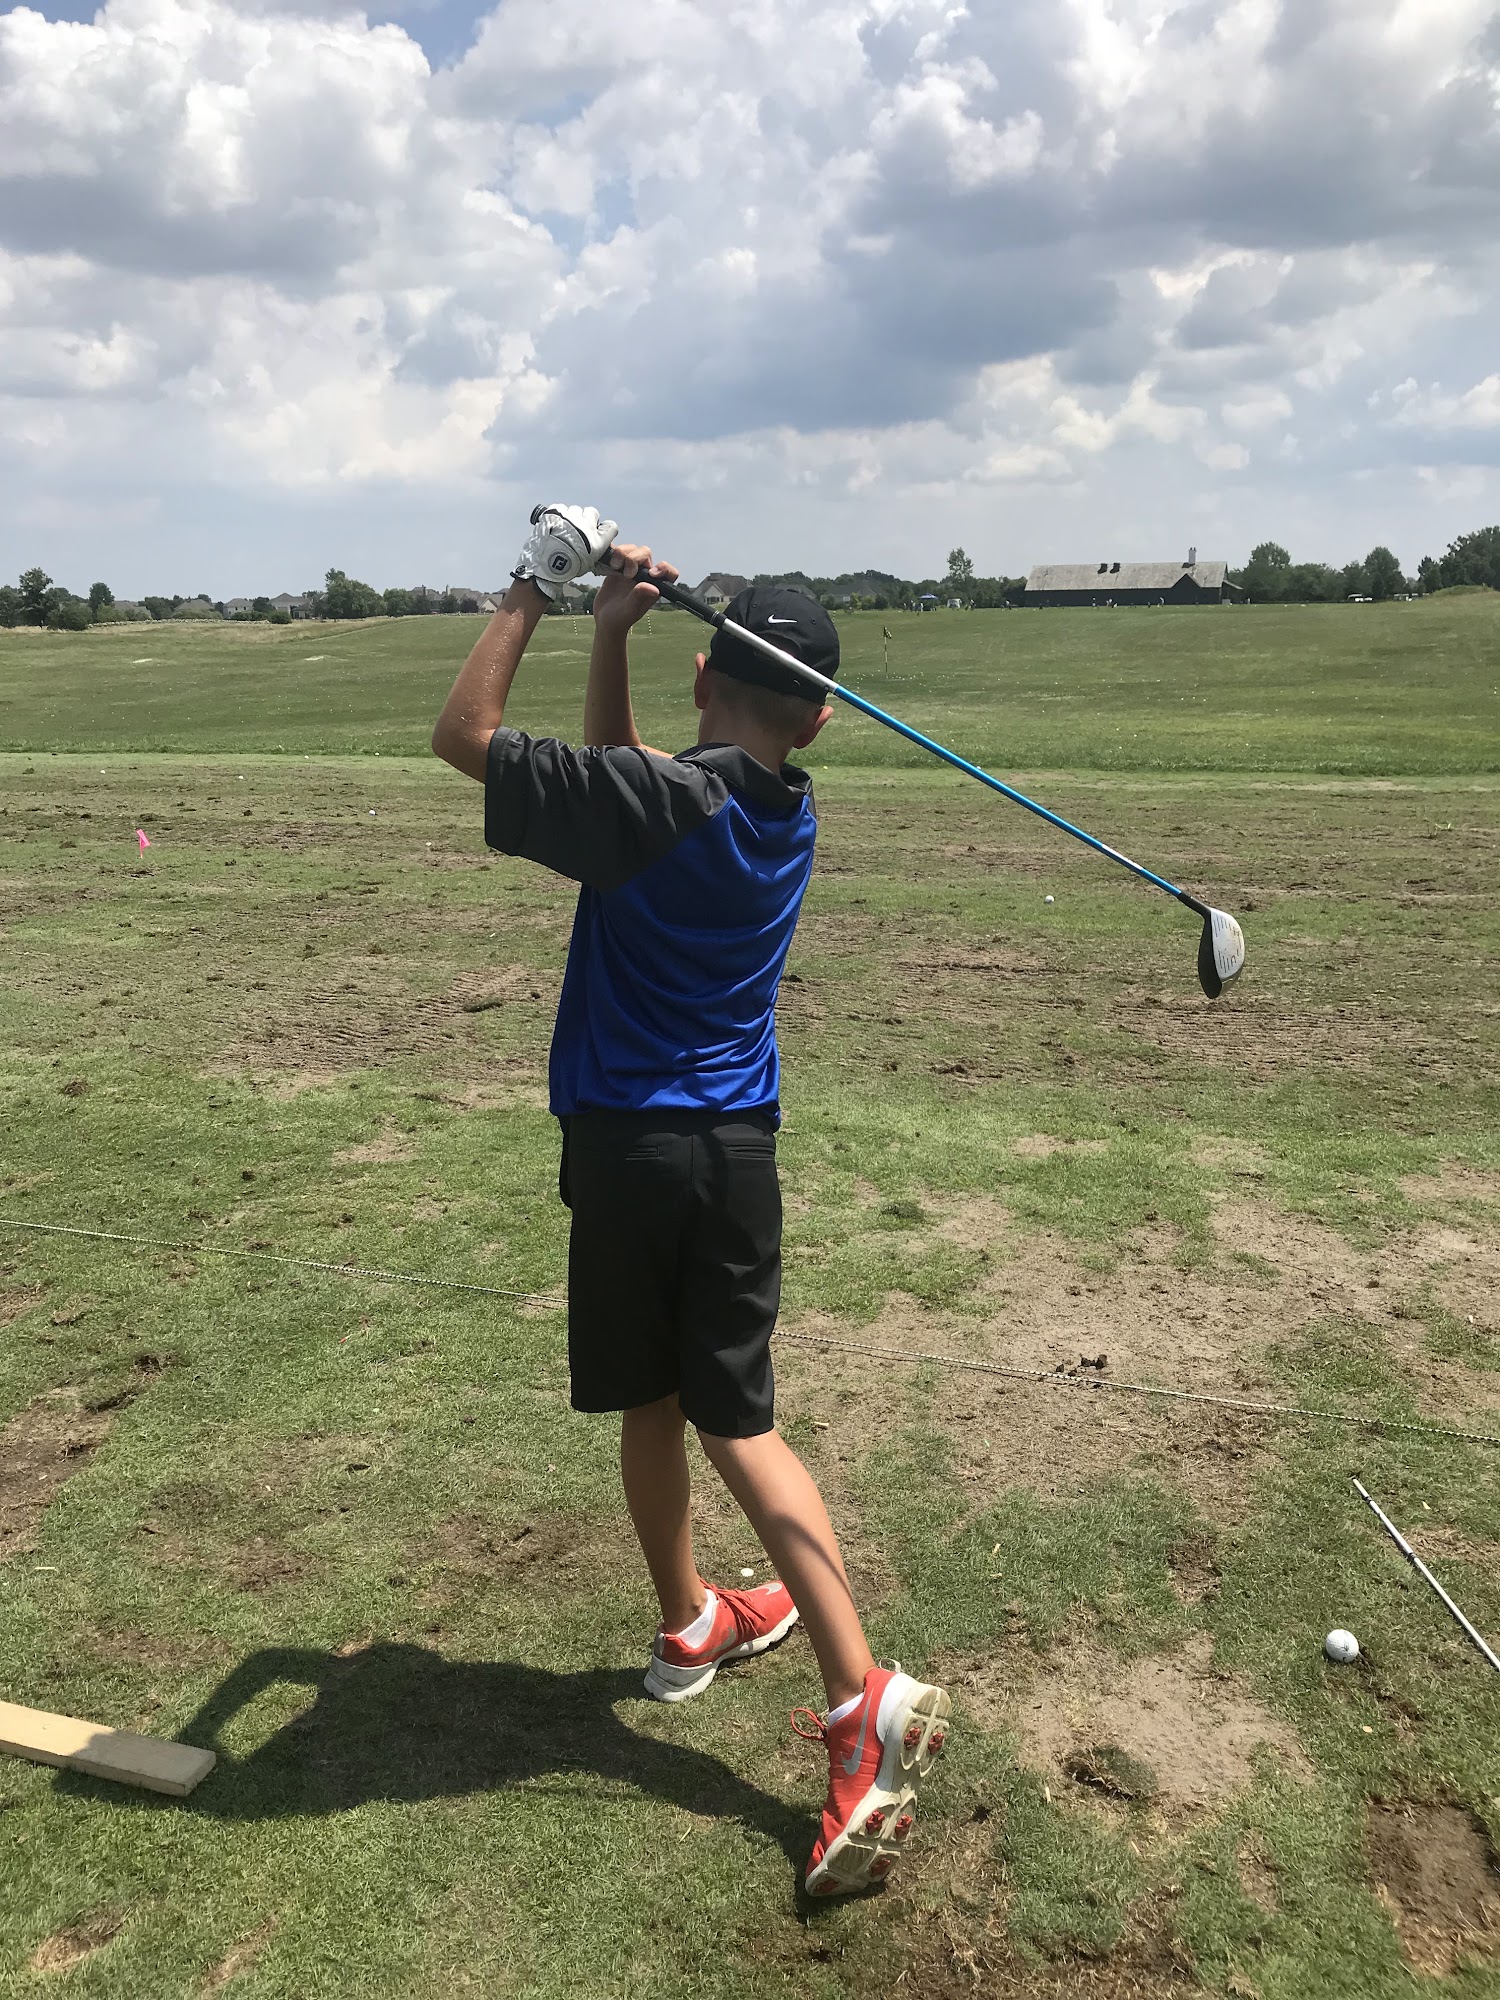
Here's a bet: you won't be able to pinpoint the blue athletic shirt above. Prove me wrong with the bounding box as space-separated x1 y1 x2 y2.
484 731 817 1119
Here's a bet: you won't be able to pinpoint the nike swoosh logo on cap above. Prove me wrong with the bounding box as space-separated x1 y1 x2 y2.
840 1700 872 1776
766 615 798 625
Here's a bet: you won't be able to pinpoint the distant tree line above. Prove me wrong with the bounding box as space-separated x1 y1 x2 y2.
1228 526 1500 603
754 550 1027 611
6 528 1496 633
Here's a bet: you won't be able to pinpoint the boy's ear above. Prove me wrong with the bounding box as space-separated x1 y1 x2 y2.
692 654 710 710
792 705 834 751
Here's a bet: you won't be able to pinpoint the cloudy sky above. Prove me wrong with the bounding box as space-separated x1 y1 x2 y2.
2 0 1498 597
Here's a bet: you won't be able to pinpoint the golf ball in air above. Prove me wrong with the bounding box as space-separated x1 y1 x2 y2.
1044 894 1055 905
1324 1629 1360 1663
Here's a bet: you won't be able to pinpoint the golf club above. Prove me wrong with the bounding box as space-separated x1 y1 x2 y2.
596 548 1246 999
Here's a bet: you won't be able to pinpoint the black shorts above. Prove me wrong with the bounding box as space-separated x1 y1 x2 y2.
560 1108 781 1439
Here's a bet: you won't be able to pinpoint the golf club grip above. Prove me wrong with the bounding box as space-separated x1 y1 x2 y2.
640 573 724 625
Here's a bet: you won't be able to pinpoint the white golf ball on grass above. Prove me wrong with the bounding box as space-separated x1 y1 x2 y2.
1324 1628 1360 1663
1044 894 1055 905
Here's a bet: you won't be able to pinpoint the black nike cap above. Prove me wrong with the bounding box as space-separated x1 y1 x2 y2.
707 585 840 700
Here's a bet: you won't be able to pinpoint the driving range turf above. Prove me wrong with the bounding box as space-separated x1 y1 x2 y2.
2 600 1498 1997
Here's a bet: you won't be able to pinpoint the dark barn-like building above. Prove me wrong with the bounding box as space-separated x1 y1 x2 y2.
1024 558 1240 607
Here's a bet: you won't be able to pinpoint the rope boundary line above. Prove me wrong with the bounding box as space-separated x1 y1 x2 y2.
0 1217 566 1307
5 1215 1498 1450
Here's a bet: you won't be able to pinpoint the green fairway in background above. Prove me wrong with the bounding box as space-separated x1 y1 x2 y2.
3 591 1497 773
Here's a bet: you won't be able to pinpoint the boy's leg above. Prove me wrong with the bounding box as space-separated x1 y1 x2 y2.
697 1427 873 1711
705 1424 952 1900
619 1393 705 1636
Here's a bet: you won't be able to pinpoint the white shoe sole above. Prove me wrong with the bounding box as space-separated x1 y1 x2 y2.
805 1679 952 1897
643 1604 800 1703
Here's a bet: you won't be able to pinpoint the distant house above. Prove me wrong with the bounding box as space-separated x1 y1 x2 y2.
224 597 257 616
695 573 750 610
446 586 501 612
1024 556 1241 608
271 592 314 619
172 596 222 619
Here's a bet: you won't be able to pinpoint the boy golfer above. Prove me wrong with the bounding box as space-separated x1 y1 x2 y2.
432 506 950 1896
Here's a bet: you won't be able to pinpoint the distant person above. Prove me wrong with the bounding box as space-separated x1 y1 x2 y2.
432 505 951 1897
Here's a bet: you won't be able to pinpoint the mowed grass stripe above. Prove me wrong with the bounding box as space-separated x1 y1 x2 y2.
3 591 1498 771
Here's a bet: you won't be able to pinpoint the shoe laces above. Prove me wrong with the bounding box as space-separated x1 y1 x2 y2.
790 1707 828 1743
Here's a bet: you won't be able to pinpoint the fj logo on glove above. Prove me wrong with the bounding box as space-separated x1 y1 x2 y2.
512 503 620 601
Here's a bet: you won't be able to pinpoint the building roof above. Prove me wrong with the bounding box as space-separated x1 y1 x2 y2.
1026 561 1230 592
695 573 750 597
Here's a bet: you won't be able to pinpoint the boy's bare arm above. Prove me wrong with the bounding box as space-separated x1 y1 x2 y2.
584 543 677 754
431 579 549 781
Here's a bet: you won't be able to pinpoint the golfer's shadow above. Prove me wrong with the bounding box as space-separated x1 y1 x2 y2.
177 1644 808 1866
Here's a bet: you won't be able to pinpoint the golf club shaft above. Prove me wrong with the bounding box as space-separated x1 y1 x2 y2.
1352 1479 1500 1676
639 570 1201 912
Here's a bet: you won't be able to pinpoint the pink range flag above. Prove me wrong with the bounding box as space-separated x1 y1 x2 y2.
136 829 152 853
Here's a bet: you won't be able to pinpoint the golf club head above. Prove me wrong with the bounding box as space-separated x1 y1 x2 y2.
1197 906 1245 999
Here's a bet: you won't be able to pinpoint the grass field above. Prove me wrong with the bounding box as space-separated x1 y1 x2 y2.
2 602 1499 1998
3 592 1498 773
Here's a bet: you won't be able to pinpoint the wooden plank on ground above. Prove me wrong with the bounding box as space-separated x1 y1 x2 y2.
0 1700 215 1796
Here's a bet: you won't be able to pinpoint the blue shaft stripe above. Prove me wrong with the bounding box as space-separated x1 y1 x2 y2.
829 684 1186 900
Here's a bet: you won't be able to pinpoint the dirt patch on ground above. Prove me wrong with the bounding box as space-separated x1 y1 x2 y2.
0 1392 113 1560
1190 1137 1272 1176
1108 987 1449 1085
28 1909 125 1975
213 953 555 1092
335 1124 417 1165
1367 1800 1500 1975
1013 1135 1110 1160
80 1624 235 1674
416 1509 642 1614
882 1832 1196 2000
1402 1164 1500 1207
1236 1839 1280 1914
1398 1524 1500 1569
198 1919 277 1993
885 1925 1195 2000
976 1632 1311 1817
1 1283 43 1326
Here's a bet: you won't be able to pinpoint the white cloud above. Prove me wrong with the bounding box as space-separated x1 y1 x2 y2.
0 0 1497 593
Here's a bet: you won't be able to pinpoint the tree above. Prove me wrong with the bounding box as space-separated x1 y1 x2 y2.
1237 542 1293 602
142 595 176 621
18 567 52 625
1340 559 1370 599
1434 525 1500 591
1284 562 1342 603
47 596 91 631
382 587 415 617
1363 546 1405 601
252 596 272 616
322 568 384 619
1416 556 1442 594
88 582 114 616
0 585 20 626
945 547 975 591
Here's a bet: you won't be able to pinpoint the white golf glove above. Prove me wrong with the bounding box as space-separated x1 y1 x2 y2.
512 503 618 599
